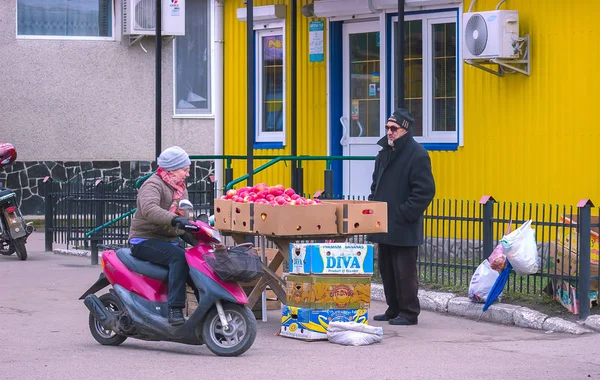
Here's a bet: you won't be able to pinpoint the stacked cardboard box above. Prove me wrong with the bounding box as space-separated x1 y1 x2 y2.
280 242 374 341
548 215 600 314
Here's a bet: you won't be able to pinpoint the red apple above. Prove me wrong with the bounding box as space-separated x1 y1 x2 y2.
275 184 285 192
290 194 300 200
255 190 267 199
254 183 268 192
265 194 275 202
284 187 296 196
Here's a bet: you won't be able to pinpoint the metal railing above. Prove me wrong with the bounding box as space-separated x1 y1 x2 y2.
44 169 216 262
41 154 598 318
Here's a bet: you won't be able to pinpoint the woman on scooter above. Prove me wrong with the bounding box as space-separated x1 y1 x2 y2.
128 146 193 326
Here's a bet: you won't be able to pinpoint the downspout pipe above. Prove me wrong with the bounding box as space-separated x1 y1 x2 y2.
290 0 298 191
214 0 224 195
155 0 162 162
246 0 255 187
396 0 405 109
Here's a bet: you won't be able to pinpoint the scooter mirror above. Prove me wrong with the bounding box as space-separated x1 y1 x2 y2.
178 199 194 211
197 214 209 223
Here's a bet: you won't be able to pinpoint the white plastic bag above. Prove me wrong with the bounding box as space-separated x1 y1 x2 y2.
327 322 383 346
501 220 540 275
468 259 499 303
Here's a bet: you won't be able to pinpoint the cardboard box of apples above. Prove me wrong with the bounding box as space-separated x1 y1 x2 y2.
214 183 388 236
215 183 338 236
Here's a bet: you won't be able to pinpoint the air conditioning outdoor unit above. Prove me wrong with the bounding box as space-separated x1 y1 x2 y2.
463 10 519 60
123 0 186 36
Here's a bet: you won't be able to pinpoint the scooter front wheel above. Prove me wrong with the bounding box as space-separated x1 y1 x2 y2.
202 303 257 357
88 293 127 346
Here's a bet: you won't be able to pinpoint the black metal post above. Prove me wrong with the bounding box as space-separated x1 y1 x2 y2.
481 196 495 260
577 199 593 320
91 180 105 265
246 0 255 187
290 0 298 191
155 0 162 160
43 177 53 252
295 166 303 196
324 169 334 199
225 167 234 191
396 0 405 108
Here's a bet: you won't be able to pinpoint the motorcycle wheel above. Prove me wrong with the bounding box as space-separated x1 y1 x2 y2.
13 238 27 261
0 240 15 255
202 303 256 357
88 293 127 346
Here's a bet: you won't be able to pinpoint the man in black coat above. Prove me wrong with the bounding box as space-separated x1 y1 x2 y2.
368 108 435 325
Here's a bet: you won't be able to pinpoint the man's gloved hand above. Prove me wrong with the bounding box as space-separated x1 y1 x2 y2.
171 216 192 229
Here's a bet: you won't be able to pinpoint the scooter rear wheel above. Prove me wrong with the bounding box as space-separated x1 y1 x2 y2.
202 303 257 357
88 293 127 346
13 238 27 261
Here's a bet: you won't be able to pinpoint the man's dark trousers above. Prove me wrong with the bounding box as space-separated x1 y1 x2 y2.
378 244 420 322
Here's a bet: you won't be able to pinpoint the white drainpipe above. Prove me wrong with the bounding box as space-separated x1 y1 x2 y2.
213 0 224 195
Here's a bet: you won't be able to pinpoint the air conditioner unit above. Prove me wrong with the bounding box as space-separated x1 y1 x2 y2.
123 0 186 36
463 10 519 60
312 0 374 18
373 0 461 10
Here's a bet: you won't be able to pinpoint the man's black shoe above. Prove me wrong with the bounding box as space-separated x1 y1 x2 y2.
373 313 393 321
168 308 185 326
389 316 418 326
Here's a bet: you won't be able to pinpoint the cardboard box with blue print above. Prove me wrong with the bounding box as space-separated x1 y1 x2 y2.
290 243 374 275
286 274 371 309
280 305 369 341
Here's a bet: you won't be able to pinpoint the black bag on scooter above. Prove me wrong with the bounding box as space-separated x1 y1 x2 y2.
205 244 264 283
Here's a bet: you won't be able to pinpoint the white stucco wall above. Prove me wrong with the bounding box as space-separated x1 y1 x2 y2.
0 0 215 162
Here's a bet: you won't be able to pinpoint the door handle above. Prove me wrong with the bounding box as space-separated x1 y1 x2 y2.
339 116 349 147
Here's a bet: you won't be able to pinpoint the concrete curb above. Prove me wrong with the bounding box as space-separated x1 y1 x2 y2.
370 283 595 335
54 248 597 335
54 248 101 258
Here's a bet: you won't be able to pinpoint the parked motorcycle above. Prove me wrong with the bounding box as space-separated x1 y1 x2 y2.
79 202 257 357
0 142 35 260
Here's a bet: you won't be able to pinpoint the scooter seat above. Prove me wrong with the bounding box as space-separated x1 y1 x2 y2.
116 248 169 282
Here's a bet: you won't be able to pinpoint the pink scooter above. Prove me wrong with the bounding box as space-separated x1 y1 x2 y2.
79 211 257 357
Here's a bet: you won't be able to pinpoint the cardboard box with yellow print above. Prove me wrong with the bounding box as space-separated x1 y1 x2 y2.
285 274 371 309
280 305 369 341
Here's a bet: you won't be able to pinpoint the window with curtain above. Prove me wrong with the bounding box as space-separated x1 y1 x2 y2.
392 11 458 145
256 29 285 144
17 0 112 38
174 0 211 116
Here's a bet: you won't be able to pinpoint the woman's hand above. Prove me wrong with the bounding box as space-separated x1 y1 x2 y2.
171 216 192 229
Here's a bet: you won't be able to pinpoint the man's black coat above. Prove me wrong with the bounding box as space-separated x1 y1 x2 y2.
368 131 435 247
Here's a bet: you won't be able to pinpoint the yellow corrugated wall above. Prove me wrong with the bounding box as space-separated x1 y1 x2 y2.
225 0 600 206
445 0 600 206
223 0 327 193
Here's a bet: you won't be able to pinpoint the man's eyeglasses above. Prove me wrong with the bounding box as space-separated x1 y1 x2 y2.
385 125 400 132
